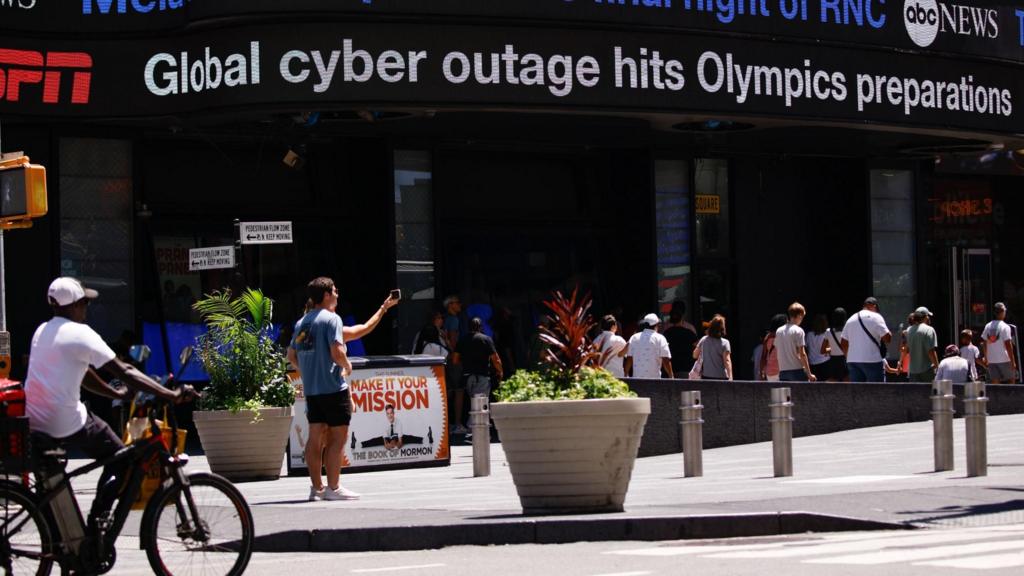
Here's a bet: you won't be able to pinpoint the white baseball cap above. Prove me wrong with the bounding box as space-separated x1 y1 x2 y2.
47 277 98 306
641 313 661 327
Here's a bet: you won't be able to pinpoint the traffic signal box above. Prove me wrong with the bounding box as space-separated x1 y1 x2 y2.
0 155 48 229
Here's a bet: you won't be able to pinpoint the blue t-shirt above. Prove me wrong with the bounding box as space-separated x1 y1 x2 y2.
290 309 347 396
443 314 461 342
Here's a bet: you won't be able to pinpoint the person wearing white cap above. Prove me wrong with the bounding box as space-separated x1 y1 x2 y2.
624 313 673 379
982 302 1018 384
25 277 195 525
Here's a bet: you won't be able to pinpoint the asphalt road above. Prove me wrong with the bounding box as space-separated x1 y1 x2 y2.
108 524 1024 575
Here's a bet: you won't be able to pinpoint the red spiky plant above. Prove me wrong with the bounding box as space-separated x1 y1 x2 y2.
538 287 600 388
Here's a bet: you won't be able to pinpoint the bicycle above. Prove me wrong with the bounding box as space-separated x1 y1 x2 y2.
0 363 254 575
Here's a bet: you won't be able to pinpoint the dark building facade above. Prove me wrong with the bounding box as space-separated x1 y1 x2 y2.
2 1 1023 379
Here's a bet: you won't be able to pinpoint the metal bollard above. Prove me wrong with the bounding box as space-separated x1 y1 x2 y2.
964 381 988 478
931 379 955 472
770 388 794 477
469 395 490 477
679 391 704 478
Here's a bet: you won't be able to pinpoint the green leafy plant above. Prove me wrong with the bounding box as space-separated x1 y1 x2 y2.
496 288 636 402
192 288 295 412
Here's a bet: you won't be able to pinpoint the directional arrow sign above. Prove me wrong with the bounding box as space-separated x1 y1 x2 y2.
239 221 293 245
188 246 236 272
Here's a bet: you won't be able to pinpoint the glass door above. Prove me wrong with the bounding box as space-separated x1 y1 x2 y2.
950 247 993 334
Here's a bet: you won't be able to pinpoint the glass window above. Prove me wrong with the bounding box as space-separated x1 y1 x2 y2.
394 150 434 355
870 169 915 359
655 159 691 316
60 138 133 341
695 159 730 258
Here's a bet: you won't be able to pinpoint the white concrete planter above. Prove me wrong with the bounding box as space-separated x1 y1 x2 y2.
193 406 294 481
491 397 650 515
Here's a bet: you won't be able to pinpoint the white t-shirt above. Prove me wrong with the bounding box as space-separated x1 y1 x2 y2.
826 328 845 357
960 344 981 381
806 332 829 366
627 329 671 379
25 317 117 438
776 323 807 372
595 331 628 378
982 320 1013 364
842 310 891 364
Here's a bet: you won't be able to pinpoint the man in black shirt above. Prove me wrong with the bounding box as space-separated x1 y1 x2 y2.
452 318 503 433
664 303 698 376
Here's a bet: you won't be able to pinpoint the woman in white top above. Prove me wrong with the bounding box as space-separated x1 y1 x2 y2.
823 307 848 382
594 314 628 378
807 313 831 381
412 311 449 357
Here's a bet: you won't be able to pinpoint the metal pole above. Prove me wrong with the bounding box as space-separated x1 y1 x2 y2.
680 391 704 477
964 381 988 477
931 379 955 472
0 229 6 331
770 387 794 477
470 395 490 477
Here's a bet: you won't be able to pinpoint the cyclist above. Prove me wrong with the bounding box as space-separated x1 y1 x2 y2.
23 277 194 525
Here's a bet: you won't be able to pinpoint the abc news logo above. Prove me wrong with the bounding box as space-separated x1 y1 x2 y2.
0 49 92 105
903 0 999 48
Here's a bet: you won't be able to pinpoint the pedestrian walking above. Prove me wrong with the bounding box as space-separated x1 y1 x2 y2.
625 313 673 379
906 306 939 383
982 302 1018 384
452 318 504 431
594 314 628 378
759 314 786 381
775 303 817 382
841 297 892 382
693 314 732 380
959 329 983 382
807 312 830 381
663 303 698 377
823 307 848 382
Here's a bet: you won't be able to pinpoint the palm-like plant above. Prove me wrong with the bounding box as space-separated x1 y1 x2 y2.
537 288 601 389
192 288 294 412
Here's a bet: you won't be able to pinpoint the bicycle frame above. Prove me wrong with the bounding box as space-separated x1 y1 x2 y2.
18 406 186 573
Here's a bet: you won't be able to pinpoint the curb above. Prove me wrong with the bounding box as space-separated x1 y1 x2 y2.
252 512 911 553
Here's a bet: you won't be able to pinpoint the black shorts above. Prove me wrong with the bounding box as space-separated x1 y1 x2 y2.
306 390 352 427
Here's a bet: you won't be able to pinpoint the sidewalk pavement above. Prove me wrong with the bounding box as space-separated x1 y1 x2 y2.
77 414 1024 552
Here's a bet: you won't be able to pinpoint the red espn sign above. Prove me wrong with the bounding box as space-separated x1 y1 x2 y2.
0 49 92 105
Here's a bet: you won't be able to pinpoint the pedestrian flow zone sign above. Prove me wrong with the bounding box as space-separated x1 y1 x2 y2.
189 246 235 272
239 221 293 245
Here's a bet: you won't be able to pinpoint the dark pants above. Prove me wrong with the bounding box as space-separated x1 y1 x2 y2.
779 369 806 382
56 412 127 519
849 362 885 383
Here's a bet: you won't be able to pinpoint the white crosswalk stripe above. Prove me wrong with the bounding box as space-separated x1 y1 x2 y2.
607 525 1024 571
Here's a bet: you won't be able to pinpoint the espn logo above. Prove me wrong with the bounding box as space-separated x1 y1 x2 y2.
0 49 92 105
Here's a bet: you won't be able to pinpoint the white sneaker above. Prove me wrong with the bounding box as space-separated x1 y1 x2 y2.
323 486 360 501
308 487 325 501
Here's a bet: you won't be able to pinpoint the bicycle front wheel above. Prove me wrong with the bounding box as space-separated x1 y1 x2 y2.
0 482 53 576
143 472 253 576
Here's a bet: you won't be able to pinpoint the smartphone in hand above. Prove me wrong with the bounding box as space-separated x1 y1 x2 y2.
390 289 402 301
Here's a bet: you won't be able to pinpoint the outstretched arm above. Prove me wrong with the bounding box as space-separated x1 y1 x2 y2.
99 358 186 403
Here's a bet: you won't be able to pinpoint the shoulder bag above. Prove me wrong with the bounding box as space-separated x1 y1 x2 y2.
688 337 706 380
857 312 887 359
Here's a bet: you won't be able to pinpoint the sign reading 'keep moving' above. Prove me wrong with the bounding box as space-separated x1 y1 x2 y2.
239 221 293 245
